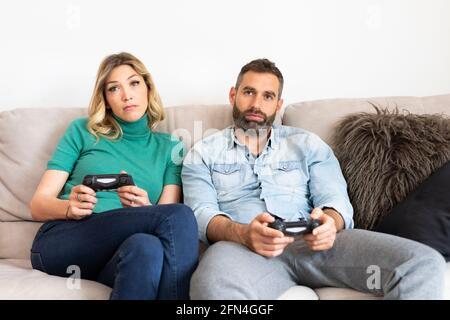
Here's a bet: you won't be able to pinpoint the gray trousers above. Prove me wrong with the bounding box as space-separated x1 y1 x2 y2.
190 229 446 300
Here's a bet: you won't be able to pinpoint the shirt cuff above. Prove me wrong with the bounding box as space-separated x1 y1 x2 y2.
318 201 354 229
195 207 233 245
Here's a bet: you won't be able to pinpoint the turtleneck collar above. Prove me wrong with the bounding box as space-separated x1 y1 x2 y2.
112 112 151 139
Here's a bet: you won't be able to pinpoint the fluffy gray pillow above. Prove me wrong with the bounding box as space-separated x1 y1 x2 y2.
332 106 450 230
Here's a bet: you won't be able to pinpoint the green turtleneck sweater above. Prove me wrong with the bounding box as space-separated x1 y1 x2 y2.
47 113 184 213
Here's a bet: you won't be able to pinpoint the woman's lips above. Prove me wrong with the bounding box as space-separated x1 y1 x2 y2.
123 105 137 112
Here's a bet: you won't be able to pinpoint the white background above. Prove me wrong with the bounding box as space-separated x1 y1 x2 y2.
0 0 449 111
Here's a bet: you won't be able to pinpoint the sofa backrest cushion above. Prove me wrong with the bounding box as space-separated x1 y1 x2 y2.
282 94 450 146
0 108 87 222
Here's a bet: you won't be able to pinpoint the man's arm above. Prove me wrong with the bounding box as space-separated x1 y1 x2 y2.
307 134 354 229
206 215 246 244
182 144 235 244
323 207 345 232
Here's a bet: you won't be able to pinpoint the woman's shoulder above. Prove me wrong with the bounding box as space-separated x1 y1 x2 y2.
66 117 89 130
152 131 182 145
63 117 92 140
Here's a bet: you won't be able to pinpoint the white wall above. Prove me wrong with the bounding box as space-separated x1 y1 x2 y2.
0 0 449 111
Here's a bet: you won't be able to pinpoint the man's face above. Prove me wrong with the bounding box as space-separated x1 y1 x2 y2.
230 71 283 132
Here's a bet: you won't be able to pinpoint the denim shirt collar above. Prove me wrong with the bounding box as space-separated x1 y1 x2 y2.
227 125 279 151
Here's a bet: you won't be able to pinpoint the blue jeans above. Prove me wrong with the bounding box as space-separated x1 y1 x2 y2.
30 204 199 300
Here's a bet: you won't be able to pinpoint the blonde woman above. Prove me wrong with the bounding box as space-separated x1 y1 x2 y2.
29 52 198 300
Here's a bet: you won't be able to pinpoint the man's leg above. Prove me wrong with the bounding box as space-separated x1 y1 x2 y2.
190 241 296 300
283 229 446 299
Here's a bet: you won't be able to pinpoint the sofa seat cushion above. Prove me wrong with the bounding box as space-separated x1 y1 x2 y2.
0 259 111 299
276 285 319 300
315 287 382 300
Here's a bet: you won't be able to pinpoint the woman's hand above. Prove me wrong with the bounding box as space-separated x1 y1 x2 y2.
117 170 151 207
117 185 151 207
67 185 97 220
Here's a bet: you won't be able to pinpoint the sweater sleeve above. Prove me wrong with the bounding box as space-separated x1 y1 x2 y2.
163 137 185 186
47 119 85 173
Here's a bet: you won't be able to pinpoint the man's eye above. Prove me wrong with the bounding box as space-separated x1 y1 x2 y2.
244 91 253 95
265 95 274 100
131 80 140 86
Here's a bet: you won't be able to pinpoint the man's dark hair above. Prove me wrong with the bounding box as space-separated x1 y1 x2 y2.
235 58 284 99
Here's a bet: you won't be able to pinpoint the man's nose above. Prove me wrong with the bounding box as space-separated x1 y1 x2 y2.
250 94 263 109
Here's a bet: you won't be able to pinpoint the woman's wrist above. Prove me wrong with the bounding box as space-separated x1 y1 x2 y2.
65 202 71 220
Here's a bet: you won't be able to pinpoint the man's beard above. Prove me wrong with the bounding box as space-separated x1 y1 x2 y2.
232 103 276 136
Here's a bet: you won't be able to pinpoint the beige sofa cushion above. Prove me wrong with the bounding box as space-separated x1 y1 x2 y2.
0 259 111 299
282 94 450 146
0 108 87 222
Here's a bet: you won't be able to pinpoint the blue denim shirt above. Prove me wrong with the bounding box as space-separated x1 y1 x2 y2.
182 125 354 244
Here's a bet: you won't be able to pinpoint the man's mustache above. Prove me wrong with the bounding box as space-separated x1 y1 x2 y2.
244 108 267 120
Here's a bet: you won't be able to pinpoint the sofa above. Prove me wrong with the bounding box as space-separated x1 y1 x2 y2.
1 94 450 300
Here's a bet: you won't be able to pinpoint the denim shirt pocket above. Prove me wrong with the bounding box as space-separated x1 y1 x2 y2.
211 163 242 190
271 161 307 189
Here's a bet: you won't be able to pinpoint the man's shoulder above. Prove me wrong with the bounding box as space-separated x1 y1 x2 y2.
192 126 232 148
275 125 322 143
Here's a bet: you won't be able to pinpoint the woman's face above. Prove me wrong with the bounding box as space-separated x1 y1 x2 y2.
104 64 148 122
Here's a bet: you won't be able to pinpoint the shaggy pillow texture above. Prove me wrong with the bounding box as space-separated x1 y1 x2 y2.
333 106 450 230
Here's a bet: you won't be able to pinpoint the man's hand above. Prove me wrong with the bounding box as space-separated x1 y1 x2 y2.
242 213 294 257
303 208 337 251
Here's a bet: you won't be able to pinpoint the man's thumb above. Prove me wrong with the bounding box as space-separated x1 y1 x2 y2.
310 208 323 220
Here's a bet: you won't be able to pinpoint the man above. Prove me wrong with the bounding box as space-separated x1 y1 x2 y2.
181 59 445 299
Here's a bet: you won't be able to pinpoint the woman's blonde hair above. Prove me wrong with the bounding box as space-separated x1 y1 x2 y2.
87 52 165 140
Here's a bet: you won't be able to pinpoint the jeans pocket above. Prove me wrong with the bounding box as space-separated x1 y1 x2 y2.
30 252 47 273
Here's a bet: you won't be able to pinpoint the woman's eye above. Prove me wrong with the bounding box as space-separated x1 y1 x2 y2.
108 86 119 92
131 80 140 86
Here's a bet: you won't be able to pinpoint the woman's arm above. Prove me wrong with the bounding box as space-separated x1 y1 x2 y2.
29 170 70 221
29 169 97 221
158 185 182 204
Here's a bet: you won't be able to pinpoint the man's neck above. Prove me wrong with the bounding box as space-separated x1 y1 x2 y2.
234 127 271 156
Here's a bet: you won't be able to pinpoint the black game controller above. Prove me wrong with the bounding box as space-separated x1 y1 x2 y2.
268 214 321 236
82 174 135 191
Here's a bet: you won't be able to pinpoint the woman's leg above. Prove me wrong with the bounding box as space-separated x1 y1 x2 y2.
31 203 199 299
97 233 164 300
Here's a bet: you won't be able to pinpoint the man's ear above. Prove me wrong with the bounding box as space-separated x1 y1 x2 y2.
229 87 236 106
276 98 284 112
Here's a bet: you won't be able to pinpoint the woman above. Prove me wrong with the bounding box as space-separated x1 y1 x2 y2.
29 52 198 300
